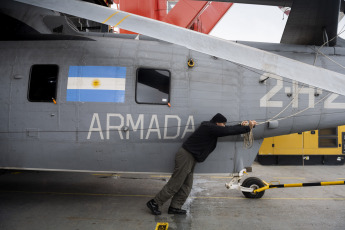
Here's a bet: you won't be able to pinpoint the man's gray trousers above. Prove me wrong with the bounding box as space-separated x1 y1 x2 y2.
154 147 196 209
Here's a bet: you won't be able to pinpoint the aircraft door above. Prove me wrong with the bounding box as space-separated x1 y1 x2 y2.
9 64 59 141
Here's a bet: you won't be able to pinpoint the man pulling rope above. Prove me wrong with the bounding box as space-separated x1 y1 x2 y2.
146 113 256 215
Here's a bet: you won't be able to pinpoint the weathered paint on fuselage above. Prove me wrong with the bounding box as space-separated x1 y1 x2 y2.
0 36 345 173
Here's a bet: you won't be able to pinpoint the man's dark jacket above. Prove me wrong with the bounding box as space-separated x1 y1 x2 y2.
182 121 250 162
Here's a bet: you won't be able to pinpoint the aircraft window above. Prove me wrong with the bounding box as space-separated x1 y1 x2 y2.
28 65 58 102
136 68 170 104
318 127 338 148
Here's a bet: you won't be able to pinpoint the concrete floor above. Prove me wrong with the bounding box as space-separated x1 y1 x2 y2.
1 162 345 230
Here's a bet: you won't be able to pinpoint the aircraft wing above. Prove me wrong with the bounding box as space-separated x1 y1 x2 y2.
281 0 341 46
13 0 345 96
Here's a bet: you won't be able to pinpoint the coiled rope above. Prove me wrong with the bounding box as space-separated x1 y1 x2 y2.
243 129 254 149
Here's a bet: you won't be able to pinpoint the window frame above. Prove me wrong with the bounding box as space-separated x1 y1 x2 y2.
27 64 59 103
135 67 171 105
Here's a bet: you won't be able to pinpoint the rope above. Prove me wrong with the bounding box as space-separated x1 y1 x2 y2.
257 26 345 127
312 48 345 70
312 26 345 69
243 92 332 149
261 84 307 125
243 129 254 149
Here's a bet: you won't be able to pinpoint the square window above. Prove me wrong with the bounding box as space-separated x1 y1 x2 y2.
28 65 58 102
136 68 170 104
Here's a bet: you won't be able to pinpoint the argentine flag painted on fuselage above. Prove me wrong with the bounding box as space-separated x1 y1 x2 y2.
67 66 126 103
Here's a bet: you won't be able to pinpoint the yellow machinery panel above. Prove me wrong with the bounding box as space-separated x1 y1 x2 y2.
259 137 274 155
303 130 318 151
259 125 345 156
259 133 303 155
273 133 303 155
258 126 345 165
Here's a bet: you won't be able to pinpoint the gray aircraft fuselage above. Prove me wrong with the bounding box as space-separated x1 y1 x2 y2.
1 35 345 173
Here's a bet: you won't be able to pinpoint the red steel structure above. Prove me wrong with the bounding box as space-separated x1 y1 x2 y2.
115 0 233 34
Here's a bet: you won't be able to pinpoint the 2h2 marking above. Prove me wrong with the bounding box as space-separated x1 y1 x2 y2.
259 73 345 109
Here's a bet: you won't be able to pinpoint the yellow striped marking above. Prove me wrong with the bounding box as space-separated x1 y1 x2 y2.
113 14 131 28
211 176 233 179
150 175 171 178
194 196 345 200
260 197 345 200
1 190 345 200
102 12 119 24
321 181 344 186
284 183 303 188
91 173 115 176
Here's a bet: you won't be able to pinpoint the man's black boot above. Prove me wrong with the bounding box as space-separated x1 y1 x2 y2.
146 199 161 215
168 207 187 215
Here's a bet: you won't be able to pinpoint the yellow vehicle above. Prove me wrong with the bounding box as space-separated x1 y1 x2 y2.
258 126 345 165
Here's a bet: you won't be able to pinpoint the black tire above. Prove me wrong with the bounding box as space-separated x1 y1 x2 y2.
241 177 265 199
